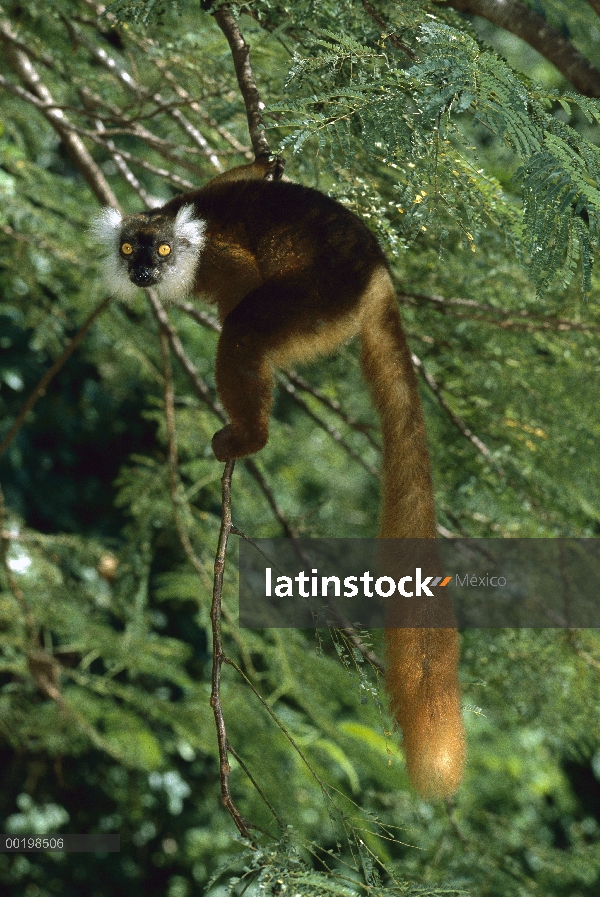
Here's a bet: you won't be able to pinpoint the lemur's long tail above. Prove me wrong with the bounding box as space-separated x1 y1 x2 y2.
360 266 465 798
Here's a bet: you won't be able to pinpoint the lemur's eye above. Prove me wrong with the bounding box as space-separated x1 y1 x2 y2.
121 242 133 256
158 243 171 257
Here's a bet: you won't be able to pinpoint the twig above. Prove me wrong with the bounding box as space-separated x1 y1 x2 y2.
0 294 114 462
157 322 259 680
227 743 284 831
242 459 299 538
0 56 210 174
87 133 196 191
284 370 381 451
170 299 221 332
90 115 153 206
338 627 385 674
151 55 253 158
146 290 226 416
212 4 272 158
78 3 250 159
398 291 600 333
276 374 380 479
0 222 77 262
360 0 418 60
226 656 334 803
158 325 204 571
0 74 197 190
66 18 222 169
411 351 505 476
209 459 252 839
0 19 118 206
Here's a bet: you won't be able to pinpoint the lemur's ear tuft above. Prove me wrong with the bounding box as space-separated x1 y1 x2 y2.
91 208 123 251
174 205 206 248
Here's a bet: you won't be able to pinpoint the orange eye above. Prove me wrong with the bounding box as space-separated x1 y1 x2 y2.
121 242 133 256
158 243 171 257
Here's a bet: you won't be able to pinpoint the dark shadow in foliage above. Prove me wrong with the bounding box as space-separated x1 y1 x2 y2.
0 316 158 538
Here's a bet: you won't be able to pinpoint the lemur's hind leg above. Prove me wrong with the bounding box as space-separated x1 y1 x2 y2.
213 278 313 461
212 275 357 461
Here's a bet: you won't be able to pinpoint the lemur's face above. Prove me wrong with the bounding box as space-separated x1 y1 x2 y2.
118 214 178 288
93 205 205 301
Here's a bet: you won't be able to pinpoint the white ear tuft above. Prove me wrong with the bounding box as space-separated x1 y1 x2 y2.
174 204 206 247
91 207 123 251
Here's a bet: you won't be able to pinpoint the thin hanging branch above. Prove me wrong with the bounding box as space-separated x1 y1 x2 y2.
276 374 380 479
209 459 253 840
283 370 381 451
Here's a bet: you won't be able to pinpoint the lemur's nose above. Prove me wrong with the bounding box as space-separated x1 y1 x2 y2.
130 267 156 286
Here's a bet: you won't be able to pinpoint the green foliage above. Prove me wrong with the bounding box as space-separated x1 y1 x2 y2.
105 0 182 26
1 1 600 896
273 17 600 293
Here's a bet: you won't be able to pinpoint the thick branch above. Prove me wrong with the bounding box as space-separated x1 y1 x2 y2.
586 1 600 19
212 4 271 158
440 0 600 97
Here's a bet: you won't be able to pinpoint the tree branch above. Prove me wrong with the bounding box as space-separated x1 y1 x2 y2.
0 19 118 206
150 55 253 158
411 351 505 475
275 374 380 479
147 291 298 537
66 18 223 170
586 0 600 19
212 4 272 158
361 0 418 59
398 290 600 333
439 0 600 97
209 459 253 839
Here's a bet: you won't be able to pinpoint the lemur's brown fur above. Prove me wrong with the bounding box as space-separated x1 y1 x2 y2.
105 156 466 798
